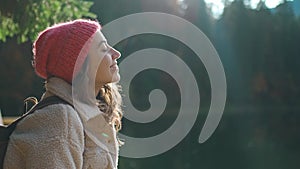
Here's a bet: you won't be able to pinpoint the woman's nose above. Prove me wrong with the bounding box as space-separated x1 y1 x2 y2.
110 47 121 60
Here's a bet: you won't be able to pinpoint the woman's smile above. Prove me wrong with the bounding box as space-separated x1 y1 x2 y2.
110 62 119 71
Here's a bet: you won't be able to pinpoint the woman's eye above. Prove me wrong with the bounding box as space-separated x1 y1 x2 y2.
100 43 110 52
101 47 108 52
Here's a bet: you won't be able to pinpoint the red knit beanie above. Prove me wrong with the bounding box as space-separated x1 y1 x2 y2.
32 19 101 83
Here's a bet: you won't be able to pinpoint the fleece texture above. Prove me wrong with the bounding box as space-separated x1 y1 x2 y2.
4 77 118 169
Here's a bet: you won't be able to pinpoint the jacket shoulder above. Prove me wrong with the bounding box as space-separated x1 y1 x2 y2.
12 103 83 140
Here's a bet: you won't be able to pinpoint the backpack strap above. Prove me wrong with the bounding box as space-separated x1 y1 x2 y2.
25 96 72 117
1 96 72 140
0 96 72 168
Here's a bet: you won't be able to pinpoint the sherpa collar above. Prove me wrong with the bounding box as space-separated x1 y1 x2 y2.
42 77 119 162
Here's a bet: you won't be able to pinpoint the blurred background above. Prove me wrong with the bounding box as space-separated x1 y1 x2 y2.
1 0 300 168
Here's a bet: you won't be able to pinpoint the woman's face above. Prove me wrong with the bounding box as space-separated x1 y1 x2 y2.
88 30 121 87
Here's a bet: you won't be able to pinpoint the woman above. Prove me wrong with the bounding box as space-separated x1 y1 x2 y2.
4 19 123 169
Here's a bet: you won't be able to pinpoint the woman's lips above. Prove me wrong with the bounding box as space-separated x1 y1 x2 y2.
110 63 119 70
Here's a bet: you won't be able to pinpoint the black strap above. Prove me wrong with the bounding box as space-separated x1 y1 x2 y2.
25 96 72 117
2 96 72 139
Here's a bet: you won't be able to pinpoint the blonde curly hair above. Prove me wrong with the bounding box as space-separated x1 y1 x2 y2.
97 83 123 132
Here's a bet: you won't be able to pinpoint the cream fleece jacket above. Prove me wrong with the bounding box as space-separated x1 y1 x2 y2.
4 78 119 169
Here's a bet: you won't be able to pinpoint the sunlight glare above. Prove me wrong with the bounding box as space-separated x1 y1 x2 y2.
204 0 228 19
205 0 294 19
244 0 260 9
265 0 283 8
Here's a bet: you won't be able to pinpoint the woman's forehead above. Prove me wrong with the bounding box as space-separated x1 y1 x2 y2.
94 30 107 42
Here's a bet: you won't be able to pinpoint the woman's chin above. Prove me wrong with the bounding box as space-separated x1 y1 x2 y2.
111 73 120 83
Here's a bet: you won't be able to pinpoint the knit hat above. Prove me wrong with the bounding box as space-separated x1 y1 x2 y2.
32 19 101 83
